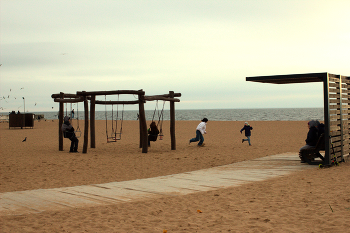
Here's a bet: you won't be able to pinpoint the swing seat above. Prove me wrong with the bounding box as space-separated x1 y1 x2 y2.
159 133 164 140
148 134 158 142
107 133 122 143
107 137 117 143
114 133 122 140
75 130 81 138
63 131 74 139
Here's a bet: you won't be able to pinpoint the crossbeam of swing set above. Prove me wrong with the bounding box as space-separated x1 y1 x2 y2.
144 96 180 102
51 93 80 99
76 90 145 96
53 97 85 103
95 100 140 105
145 93 181 99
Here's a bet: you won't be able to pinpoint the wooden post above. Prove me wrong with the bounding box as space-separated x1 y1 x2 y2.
169 91 176 150
90 95 96 148
83 93 89 153
138 92 148 153
59 92 64 151
323 74 331 165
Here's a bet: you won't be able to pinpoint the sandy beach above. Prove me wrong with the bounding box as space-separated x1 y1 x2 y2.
1 119 349 232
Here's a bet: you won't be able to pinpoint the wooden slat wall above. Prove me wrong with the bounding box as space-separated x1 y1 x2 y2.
328 74 350 162
343 76 350 162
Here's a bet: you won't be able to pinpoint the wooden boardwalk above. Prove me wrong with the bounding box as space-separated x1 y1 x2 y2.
0 153 317 216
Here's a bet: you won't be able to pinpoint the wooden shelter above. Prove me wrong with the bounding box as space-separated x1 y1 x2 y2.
52 90 181 154
246 72 350 165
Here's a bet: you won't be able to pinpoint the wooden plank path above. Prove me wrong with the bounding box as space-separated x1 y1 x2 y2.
0 153 317 216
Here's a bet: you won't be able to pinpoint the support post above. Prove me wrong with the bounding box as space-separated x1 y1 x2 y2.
323 74 331 165
83 93 89 153
339 75 344 162
90 95 96 148
169 91 176 150
59 92 64 151
138 92 148 153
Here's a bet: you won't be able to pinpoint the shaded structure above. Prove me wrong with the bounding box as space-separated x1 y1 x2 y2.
246 72 349 165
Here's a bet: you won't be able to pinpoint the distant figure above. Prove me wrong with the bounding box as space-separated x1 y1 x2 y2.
61 116 79 153
189 118 208 147
240 122 253 146
148 121 159 147
71 109 75 118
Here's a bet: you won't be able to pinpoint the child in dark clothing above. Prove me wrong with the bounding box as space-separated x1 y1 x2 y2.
240 122 253 146
148 121 159 146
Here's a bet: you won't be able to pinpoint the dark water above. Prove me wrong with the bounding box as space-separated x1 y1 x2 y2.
26 108 323 121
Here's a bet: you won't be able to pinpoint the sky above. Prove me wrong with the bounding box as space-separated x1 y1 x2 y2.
1 0 349 112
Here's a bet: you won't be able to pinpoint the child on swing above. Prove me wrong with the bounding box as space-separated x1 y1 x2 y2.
148 121 159 147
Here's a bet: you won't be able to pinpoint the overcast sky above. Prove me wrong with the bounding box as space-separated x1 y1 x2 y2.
1 0 349 112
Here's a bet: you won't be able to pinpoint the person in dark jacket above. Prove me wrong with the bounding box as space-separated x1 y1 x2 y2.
148 121 159 147
240 122 253 146
316 121 325 137
300 120 319 151
61 116 79 152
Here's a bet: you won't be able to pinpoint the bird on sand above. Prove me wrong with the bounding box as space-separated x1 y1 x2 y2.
22 137 27 142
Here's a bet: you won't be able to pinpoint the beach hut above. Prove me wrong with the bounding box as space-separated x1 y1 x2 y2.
246 72 349 166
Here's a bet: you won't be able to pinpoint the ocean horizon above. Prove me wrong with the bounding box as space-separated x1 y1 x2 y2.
2 108 324 122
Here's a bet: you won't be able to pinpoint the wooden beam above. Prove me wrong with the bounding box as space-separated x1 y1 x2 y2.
169 91 176 150
83 94 89 153
59 92 64 151
138 93 148 153
90 95 96 148
51 93 79 98
95 100 140 105
145 93 181 99
54 97 85 103
144 96 180 102
77 90 145 96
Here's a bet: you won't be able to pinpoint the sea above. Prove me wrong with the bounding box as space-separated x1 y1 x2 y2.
20 108 324 122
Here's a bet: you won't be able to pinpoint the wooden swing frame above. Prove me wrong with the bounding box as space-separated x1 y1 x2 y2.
52 90 181 153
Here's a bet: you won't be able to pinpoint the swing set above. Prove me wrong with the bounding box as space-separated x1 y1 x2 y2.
52 90 181 153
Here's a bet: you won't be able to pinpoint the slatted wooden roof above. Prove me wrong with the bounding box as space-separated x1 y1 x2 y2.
246 72 328 84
